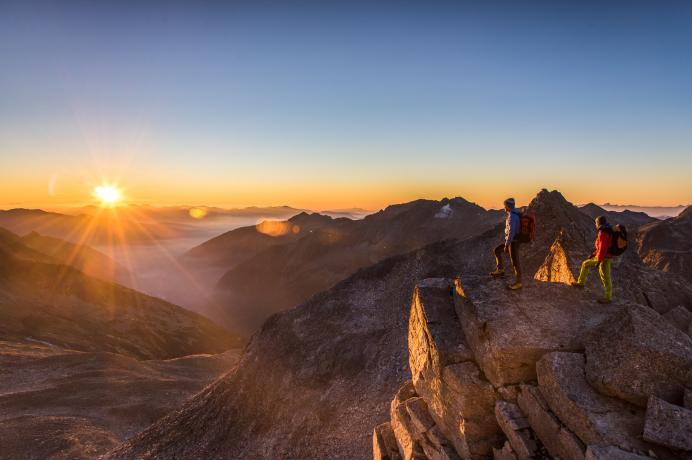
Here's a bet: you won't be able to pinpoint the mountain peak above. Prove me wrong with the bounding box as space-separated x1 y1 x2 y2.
287 212 333 225
528 188 572 209
678 205 692 220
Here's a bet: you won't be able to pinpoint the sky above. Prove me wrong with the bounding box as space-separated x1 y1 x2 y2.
1 1 691 210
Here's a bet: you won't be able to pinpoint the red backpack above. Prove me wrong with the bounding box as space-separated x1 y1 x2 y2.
517 213 536 243
608 224 628 256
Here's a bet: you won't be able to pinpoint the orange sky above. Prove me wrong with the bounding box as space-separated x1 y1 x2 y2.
1 166 689 212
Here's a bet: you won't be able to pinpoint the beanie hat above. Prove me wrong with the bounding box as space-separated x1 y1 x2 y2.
504 198 515 209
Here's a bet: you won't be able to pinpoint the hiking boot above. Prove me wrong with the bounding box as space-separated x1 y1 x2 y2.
597 298 612 304
508 281 523 290
490 269 505 278
570 282 584 288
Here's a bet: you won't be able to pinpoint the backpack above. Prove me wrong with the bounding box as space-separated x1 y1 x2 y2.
516 213 536 243
608 224 628 256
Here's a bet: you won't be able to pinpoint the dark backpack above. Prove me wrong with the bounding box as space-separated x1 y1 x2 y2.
608 224 628 256
516 213 536 243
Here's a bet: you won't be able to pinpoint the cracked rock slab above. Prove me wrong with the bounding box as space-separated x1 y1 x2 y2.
536 352 649 453
374 422 403 460
517 384 585 460
391 381 426 460
494 401 537 460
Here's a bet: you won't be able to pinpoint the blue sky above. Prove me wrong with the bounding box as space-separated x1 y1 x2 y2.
1 1 691 208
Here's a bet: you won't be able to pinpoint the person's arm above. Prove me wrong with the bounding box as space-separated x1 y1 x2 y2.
595 230 610 262
506 212 519 245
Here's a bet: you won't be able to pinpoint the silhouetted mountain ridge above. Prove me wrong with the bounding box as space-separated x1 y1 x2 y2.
580 202 657 227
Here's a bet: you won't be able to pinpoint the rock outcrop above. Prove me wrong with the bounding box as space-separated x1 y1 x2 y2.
376 276 686 460
407 278 500 458
454 277 623 387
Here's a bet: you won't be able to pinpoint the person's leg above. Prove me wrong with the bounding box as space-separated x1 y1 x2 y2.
509 242 521 282
577 257 598 285
599 259 613 301
494 243 505 270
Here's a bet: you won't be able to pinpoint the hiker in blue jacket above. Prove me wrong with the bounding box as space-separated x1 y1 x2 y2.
491 198 523 290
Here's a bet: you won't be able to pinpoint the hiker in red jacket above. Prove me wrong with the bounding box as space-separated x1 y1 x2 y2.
571 215 613 303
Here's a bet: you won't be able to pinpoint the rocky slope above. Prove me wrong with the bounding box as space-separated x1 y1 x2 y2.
635 206 692 282
0 340 240 460
104 190 692 459
208 197 503 335
376 276 690 460
20 231 130 283
0 209 85 241
0 230 243 359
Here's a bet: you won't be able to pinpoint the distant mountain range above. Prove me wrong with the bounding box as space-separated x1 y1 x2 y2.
186 197 503 335
578 203 658 227
598 203 688 218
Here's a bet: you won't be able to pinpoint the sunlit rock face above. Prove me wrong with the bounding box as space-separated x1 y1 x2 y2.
408 278 500 459
533 234 579 284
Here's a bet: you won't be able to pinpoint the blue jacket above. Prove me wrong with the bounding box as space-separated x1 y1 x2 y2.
505 208 521 244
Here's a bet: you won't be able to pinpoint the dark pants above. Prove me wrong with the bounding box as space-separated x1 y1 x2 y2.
494 241 521 281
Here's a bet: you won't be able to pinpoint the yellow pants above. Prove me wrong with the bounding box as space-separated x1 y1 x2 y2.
577 257 612 300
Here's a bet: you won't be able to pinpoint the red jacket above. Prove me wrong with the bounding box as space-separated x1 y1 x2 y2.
593 226 613 262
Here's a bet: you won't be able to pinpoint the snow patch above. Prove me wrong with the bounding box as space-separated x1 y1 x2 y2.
434 204 453 219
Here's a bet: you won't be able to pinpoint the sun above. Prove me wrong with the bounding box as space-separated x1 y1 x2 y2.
93 185 122 206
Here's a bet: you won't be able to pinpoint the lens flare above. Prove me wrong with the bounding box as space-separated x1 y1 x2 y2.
189 207 208 219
